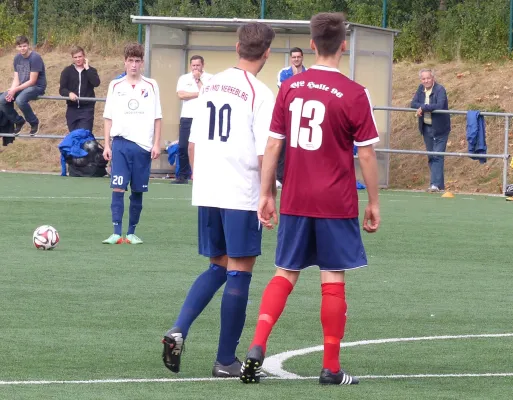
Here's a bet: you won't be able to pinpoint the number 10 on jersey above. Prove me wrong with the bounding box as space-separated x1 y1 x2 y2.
289 98 326 151
207 101 231 142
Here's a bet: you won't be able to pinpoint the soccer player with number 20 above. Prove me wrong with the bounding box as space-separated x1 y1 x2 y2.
102 43 162 245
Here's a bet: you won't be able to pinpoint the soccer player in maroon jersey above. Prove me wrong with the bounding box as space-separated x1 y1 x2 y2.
240 12 381 386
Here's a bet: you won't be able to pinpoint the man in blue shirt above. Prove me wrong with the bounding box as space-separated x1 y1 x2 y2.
276 47 307 88
0 35 46 136
275 47 307 187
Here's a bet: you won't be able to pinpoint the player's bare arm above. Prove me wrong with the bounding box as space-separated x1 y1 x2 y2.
258 137 283 229
258 155 277 199
260 137 283 195
152 119 162 159
103 118 113 161
357 144 380 233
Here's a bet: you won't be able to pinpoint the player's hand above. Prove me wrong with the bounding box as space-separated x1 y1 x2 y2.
363 203 380 233
151 144 160 160
69 92 78 102
416 107 423 117
258 195 278 230
192 70 201 81
84 58 89 70
103 146 112 161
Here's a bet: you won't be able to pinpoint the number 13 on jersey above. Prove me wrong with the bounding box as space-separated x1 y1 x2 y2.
289 98 326 151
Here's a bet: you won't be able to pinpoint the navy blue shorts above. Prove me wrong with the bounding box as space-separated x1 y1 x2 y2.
198 207 262 258
110 137 151 192
275 215 367 271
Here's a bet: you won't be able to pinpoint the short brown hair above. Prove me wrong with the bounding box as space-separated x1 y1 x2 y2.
190 55 204 64
237 22 275 61
124 42 144 60
71 45 85 56
310 13 346 56
15 35 29 46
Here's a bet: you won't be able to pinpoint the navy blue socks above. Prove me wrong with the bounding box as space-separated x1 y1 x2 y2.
173 264 228 339
216 270 252 366
127 191 143 235
111 191 124 236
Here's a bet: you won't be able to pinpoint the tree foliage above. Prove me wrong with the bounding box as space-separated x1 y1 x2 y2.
0 0 510 61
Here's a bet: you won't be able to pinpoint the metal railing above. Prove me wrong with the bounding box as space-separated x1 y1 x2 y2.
1 96 511 193
0 95 107 140
374 106 512 194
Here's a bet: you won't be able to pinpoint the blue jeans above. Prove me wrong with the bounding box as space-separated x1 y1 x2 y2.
422 125 449 189
0 86 45 126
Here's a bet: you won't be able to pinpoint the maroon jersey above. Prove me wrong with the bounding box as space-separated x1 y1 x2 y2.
270 65 379 218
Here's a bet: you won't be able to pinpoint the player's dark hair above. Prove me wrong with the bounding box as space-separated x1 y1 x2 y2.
15 35 29 46
124 42 144 60
310 13 346 56
190 55 204 64
71 45 85 56
290 47 303 56
237 22 275 61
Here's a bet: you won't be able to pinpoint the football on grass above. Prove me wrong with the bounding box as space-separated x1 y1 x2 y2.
33 225 60 250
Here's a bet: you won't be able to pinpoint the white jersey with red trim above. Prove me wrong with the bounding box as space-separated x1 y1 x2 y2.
189 67 275 211
103 75 162 151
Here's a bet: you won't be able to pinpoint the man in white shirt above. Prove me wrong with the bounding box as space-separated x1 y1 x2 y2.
173 55 212 184
162 22 276 378
102 43 162 245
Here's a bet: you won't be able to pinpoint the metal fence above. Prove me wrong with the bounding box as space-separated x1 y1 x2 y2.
374 106 512 194
1 96 511 194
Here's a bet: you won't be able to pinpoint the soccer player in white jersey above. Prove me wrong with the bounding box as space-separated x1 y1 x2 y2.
102 43 162 245
162 22 276 378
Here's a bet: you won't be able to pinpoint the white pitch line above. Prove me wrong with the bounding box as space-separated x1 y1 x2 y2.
2 334 512 387
263 333 513 379
359 373 513 379
1 373 513 386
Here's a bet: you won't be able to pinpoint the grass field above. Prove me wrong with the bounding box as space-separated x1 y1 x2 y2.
1 172 512 399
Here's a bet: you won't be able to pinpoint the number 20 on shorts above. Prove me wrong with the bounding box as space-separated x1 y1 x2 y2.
112 175 124 186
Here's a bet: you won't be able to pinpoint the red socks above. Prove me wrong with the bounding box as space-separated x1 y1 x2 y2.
321 282 347 373
250 276 294 354
250 276 346 373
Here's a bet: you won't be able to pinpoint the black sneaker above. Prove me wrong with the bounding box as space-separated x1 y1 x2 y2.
13 120 25 136
240 345 264 384
29 123 39 136
212 358 242 378
162 328 184 373
171 178 188 184
319 368 359 385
